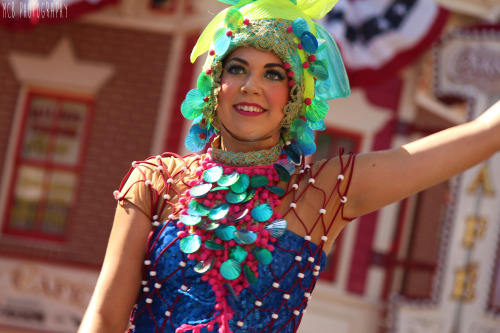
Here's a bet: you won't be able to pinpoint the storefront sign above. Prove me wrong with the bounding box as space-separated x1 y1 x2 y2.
0 257 98 332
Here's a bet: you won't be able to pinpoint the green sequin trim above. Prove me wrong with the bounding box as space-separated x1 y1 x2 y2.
210 137 282 167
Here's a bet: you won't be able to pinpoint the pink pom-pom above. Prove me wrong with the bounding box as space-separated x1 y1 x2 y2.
209 49 215 56
288 80 295 87
226 30 233 36
243 18 250 25
287 26 293 33
287 71 294 77
188 179 198 187
176 221 184 228
205 69 212 75
267 245 275 252
297 43 303 50
177 230 187 238
309 54 317 61
284 62 291 69
302 62 310 69
304 98 312 105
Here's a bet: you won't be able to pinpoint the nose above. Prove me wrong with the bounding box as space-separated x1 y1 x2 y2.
240 73 262 95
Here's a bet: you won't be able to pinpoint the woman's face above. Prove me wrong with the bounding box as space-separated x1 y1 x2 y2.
216 47 289 146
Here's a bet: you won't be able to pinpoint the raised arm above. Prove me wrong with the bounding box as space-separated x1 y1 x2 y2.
344 100 500 218
78 202 151 333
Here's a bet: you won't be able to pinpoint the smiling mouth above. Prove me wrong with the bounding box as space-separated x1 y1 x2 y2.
234 104 266 113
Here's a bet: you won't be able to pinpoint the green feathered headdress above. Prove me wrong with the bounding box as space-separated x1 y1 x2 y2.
182 0 350 159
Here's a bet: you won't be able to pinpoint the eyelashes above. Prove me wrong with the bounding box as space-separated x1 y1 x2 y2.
224 63 287 82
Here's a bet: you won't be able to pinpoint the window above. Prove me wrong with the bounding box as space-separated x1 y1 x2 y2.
398 182 450 299
3 91 93 241
313 128 361 282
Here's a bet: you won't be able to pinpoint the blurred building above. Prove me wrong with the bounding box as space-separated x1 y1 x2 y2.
0 0 498 332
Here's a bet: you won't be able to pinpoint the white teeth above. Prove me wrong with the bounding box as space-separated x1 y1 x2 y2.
236 105 264 112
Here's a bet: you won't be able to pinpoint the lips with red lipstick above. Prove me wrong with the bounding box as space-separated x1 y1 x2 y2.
233 102 267 117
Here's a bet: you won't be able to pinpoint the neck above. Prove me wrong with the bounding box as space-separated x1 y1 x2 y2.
218 122 281 153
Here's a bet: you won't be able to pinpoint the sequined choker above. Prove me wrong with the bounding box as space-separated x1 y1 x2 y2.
210 136 283 167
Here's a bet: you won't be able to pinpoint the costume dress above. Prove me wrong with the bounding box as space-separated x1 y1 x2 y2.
116 145 355 333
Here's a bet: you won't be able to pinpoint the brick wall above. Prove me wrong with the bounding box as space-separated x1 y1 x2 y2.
0 21 174 267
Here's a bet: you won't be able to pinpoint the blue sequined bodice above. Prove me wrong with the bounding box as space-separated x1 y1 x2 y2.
131 221 326 333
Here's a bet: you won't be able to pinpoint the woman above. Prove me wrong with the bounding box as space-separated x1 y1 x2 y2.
78 0 500 332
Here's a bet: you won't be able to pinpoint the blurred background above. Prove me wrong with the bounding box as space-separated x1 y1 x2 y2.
0 0 499 332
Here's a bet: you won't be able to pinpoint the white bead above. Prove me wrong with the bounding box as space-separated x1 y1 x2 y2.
314 265 321 271
150 271 157 276
321 236 328 241
293 310 300 316
313 271 319 276
305 165 311 170
181 167 188 172
113 190 120 198
255 301 262 307
141 280 147 285
155 283 162 289
167 178 174 184
286 141 291 145
157 165 163 172
298 273 305 279
304 292 311 298
168 214 176 220
295 256 302 262
304 235 311 241
319 208 326 215
156 155 163 160
164 194 171 200
272 282 280 288
308 178 315 184
272 313 279 319
131 161 137 167
165 311 171 317
153 214 159 220
292 184 299 190
337 174 344 181
181 285 188 291
341 196 348 203
178 204 185 210
303 309 307 314
146 298 153 304
145 180 152 186
308 257 315 263
129 324 136 329
143 287 150 292
299 170 305 174
237 321 244 327
290 203 297 209
179 261 187 267
152 221 160 227
283 294 290 300
144 260 151 265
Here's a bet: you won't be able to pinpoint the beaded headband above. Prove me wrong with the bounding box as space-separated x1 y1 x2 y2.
182 0 350 160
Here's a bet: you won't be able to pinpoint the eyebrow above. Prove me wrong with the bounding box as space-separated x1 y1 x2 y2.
227 57 285 69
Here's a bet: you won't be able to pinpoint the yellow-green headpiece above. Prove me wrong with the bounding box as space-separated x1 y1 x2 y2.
182 0 350 158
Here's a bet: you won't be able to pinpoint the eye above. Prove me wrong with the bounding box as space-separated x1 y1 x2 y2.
225 64 246 75
265 69 287 81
